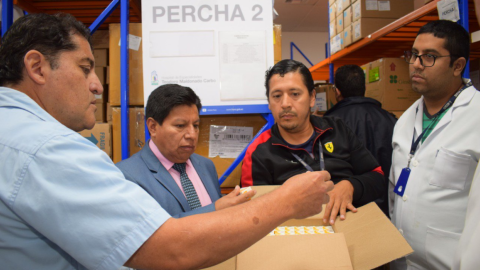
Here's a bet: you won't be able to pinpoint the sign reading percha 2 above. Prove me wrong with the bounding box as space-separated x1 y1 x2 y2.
151 5 266 23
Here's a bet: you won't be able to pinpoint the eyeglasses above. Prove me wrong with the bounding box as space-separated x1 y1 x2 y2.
404 51 451 67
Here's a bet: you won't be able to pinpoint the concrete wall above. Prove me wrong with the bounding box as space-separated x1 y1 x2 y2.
281 32 330 70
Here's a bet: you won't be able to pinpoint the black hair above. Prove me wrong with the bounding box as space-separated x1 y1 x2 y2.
417 20 470 75
265 59 315 98
145 84 202 125
0 13 92 86
334 65 366 98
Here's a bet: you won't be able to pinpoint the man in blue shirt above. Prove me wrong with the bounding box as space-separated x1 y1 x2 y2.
0 13 333 270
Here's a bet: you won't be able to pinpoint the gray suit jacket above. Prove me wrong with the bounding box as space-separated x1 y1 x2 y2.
116 144 221 218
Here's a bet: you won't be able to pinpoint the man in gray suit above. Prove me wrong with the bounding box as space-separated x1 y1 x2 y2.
117 84 253 217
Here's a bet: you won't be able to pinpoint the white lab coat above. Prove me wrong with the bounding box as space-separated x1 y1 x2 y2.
452 163 480 270
389 81 480 270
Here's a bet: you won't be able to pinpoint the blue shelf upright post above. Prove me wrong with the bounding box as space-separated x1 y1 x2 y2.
459 0 469 78
1 0 13 37
120 0 130 160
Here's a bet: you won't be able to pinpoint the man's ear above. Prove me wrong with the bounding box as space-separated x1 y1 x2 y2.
146 117 158 138
23 50 48 85
453 57 467 77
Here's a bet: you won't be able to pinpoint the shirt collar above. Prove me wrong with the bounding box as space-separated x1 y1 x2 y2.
148 140 192 169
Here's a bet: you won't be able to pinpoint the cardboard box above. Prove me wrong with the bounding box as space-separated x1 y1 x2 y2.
196 114 267 188
106 103 113 123
343 5 353 28
336 0 344 14
352 0 414 21
389 110 405 118
95 66 106 85
342 0 351 8
336 13 344 34
94 101 106 122
329 0 336 6
109 23 144 106
93 49 108 67
329 20 337 37
78 122 112 157
206 186 413 270
343 24 353 47
364 58 421 111
111 107 146 163
91 30 109 49
329 3 337 22
313 84 337 112
273 24 282 64
330 33 343 55
352 18 396 42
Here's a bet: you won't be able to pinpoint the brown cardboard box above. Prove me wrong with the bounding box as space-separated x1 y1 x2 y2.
93 49 108 67
336 0 345 16
195 114 267 188
364 58 421 111
330 33 343 55
206 186 413 270
329 20 337 36
329 3 337 22
313 84 337 112
329 0 336 6
106 103 113 123
95 66 106 85
353 0 414 21
389 110 405 118
94 101 106 122
78 122 112 157
273 24 282 64
341 0 351 9
111 107 146 163
336 13 344 34
343 24 353 47
343 5 353 28
352 18 396 42
109 23 144 106
91 30 109 49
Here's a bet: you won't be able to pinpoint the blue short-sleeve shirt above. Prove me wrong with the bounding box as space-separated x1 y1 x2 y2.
0 87 171 270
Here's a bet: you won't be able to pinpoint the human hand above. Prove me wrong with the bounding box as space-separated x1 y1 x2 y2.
280 171 334 220
323 180 357 225
214 185 257 211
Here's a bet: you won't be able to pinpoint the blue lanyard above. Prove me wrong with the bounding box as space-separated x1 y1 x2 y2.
406 81 470 168
291 137 325 172
395 81 470 197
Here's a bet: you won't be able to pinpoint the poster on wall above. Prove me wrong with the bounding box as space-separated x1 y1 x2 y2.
142 0 274 114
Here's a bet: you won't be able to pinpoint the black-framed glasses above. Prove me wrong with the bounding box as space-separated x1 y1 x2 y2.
404 51 451 67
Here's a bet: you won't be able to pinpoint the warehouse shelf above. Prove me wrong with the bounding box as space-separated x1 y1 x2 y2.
310 0 479 81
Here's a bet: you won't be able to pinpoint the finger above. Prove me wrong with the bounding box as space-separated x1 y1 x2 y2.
322 193 330 205
324 180 334 192
346 203 357 213
323 197 334 224
329 199 341 225
339 200 348 220
230 185 241 196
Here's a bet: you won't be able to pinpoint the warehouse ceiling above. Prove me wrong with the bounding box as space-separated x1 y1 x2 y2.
11 0 329 32
273 0 329 32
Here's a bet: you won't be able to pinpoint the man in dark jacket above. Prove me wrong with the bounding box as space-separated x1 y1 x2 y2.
325 64 396 216
241 60 385 225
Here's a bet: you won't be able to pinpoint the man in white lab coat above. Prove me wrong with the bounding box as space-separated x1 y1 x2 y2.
389 20 480 270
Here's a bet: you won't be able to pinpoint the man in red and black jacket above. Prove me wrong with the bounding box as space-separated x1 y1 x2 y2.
241 59 385 225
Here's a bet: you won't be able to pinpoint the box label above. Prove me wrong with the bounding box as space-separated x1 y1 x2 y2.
353 2 361 20
118 34 142 51
369 67 380 82
366 0 378 10
209 125 253 158
354 23 361 39
313 92 328 112
437 0 460 22
378 1 391 11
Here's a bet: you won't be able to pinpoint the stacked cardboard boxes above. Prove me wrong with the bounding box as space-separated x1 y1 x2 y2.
330 0 414 54
362 58 421 115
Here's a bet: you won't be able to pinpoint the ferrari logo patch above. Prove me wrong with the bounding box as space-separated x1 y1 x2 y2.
324 142 334 153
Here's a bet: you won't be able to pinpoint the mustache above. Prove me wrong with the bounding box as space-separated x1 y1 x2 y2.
280 110 297 117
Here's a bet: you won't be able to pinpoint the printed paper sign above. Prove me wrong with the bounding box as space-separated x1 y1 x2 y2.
366 0 378 10
437 0 460 22
209 125 253 158
118 34 142 51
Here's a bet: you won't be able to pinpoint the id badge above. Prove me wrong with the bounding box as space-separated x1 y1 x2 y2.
394 168 411 196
